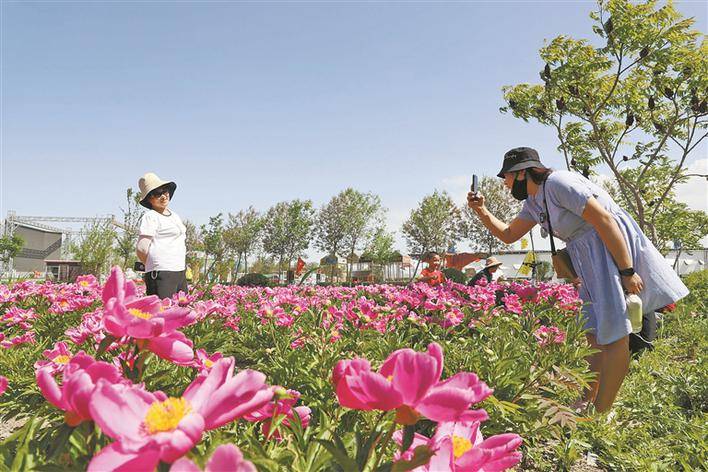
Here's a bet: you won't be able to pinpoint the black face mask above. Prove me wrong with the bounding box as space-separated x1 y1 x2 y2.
511 173 528 201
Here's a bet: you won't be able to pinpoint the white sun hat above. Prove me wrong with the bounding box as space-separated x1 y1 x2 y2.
138 172 177 209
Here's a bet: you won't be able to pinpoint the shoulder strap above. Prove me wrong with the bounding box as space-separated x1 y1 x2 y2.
542 183 558 256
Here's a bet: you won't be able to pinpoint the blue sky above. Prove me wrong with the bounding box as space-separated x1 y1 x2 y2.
2 1 706 257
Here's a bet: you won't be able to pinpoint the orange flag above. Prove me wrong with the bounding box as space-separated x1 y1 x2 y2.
295 257 306 276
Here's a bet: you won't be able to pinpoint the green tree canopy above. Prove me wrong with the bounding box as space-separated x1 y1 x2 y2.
501 0 707 246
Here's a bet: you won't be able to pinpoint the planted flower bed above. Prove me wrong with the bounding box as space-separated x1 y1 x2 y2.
0 268 595 471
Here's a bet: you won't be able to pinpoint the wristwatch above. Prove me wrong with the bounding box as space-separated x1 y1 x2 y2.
619 267 635 277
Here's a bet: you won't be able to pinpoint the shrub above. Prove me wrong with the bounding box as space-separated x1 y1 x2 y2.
236 273 271 286
681 269 707 312
442 267 467 284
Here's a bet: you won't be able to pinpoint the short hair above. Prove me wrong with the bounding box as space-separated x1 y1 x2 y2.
423 251 440 262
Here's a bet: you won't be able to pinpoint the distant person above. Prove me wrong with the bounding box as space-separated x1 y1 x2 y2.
418 251 445 286
468 257 503 286
136 172 188 299
467 147 689 412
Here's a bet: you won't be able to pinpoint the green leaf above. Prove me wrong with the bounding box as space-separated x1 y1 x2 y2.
314 439 358 472
401 424 416 452
96 335 117 358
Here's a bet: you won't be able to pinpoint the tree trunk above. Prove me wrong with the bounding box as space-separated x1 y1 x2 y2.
408 248 426 284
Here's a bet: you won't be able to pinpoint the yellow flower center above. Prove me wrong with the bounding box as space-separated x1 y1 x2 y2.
179 297 187 304
143 397 191 435
204 359 214 368
128 308 153 320
79 281 89 287
452 435 473 459
54 355 70 364
60 301 69 308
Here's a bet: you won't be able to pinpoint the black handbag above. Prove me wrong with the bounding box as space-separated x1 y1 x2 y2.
542 184 578 280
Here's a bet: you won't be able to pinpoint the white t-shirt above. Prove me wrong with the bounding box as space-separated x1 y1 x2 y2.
139 209 187 272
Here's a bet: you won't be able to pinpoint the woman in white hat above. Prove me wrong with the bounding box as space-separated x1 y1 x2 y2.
135 172 188 299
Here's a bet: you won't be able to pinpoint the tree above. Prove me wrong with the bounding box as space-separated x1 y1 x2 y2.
224 207 263 277
183 219 202 282
501 0 708 246
200 214 227 280
462 177 521 254
249 255 280 275
0 234 24 273
262 200 315 272
315 189 384 281
603 164 708 253
71 220 117 280
401 190 463 277
114 188 144 268
339 189 385 280
361 227 397 281
315 193 348 264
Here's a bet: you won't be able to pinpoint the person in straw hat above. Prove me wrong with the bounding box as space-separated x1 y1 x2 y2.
467 146 688 413
467 256 503 286
135 172 188 299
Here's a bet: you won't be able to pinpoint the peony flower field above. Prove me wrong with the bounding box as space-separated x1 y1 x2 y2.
0 268 705 471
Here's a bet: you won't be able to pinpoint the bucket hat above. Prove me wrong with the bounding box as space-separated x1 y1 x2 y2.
497 147 547 178
483 257 503 270
138 173 177 209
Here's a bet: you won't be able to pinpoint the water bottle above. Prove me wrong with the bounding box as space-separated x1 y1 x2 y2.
626 294 643 333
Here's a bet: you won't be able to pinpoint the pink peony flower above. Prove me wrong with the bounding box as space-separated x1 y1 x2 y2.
193 349 224 374
34 341 73 374
36 352 125 426
76 274 99 290
394 419 522 471
333 343 492 425
87 357 273 471
533 326 566 347
102 266 196 339
0 375 7 396
170 444 256 472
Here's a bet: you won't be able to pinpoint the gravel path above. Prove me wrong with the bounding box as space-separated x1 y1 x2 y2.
0 416 26 440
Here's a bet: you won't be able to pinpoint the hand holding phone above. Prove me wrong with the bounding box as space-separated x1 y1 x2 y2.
467 174 484 211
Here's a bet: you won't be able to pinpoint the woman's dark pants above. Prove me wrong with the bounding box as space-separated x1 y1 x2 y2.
144 270 188 299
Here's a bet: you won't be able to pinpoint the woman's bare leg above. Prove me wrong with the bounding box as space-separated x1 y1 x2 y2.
584 333 602 403
594 335 630 412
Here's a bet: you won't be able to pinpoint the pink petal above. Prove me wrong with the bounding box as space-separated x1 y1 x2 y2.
437 372 493 404
416 386 477 423
160 307 198 332
147 332 194 365
206 444 256 472
154 413 204 463
200 369 274 429
426 343 444 383
170 458 201 472
183 357 235 412
89 381 154 441
88 442 160 472
102 267 125 305
340 370 403 411
36 368 67 410
427 436 454 471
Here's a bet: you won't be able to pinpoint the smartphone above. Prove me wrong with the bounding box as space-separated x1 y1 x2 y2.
472 174 479 194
